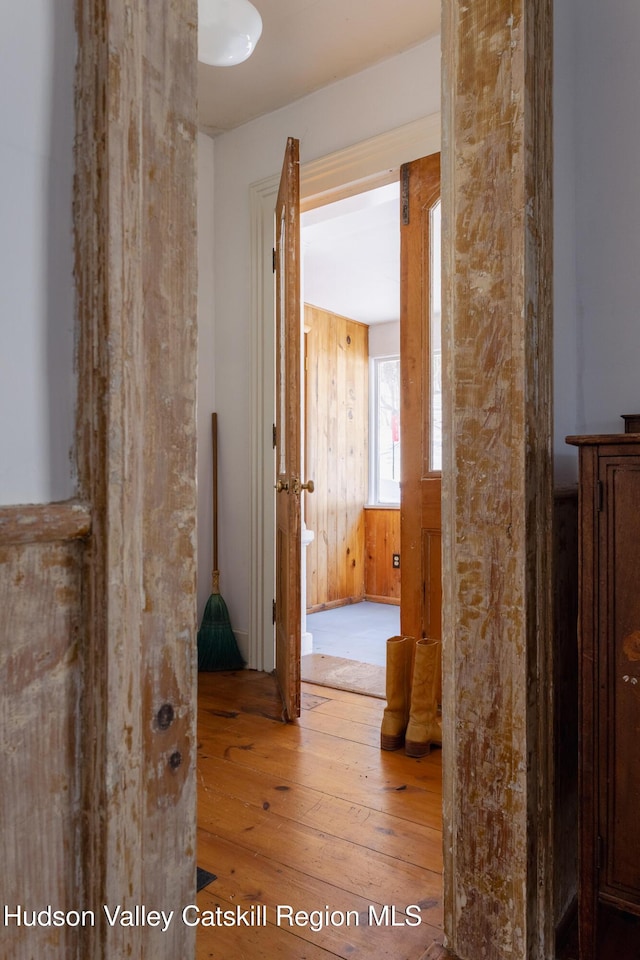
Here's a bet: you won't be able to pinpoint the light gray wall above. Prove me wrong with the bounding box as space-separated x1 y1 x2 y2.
553 0 580 482
0 0 76 505
573 0 640 436
553 0 640 481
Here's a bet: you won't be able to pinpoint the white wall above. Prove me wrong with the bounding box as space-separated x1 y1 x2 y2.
206 38 440 653
369 321 400 359
197 133 216 620
553 0 640 480
0 1 76 505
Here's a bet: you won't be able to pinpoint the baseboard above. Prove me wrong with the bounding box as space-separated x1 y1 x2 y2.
233 629 250 666
306 596 364 614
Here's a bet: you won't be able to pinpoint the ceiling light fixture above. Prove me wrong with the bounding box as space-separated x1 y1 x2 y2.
198 0 263 67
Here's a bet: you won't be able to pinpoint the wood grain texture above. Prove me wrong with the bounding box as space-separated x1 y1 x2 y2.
0 500 91 545
400 154 441 664
364 508 400 602
74 0 198 956
197 670 447 960
305 304 368 610
275 137 302 719
441 0 553 957
0 540 84 959
566 439 640 959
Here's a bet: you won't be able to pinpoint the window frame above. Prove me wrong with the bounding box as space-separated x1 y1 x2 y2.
368 353 401 507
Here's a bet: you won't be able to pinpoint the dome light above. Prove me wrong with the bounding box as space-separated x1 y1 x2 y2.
198 0 263 67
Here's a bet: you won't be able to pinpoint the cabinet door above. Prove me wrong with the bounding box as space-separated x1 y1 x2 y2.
599 455 640 909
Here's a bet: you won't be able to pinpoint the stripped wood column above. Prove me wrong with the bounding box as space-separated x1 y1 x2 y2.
75 1 198 957
441 1 553 958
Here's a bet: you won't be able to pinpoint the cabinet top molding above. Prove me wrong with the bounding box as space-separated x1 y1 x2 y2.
566 433 640 446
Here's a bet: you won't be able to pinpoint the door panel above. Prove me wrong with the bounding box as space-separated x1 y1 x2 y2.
601 458 640 904
274 137 301 720
400 154 442 657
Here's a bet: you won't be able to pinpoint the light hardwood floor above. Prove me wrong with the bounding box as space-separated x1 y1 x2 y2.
196 670 448 960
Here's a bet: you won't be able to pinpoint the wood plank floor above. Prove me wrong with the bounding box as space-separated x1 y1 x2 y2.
196 670 449 960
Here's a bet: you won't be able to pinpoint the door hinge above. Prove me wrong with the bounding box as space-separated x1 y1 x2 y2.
272 599 276 624
272 247 277 272
273 423 277 448
597 480 604 512
401 163 410 225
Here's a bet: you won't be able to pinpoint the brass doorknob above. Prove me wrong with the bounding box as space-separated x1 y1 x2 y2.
275 479 289 493
292 477 314 495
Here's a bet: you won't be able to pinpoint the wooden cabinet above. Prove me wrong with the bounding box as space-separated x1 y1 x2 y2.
567 432 640 959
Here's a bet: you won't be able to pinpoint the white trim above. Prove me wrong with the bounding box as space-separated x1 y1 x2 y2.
302 114 441 206
249 177 277 671
249 113 441 671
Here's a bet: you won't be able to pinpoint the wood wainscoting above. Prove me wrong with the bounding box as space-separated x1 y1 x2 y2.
305 304 368 612
364 507 401 604
0 500 90 960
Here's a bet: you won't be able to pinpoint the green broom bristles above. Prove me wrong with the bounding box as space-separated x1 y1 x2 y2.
197 573 245 672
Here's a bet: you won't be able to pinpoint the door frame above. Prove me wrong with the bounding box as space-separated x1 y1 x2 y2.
77 1 554 956
248 114 441 672
74 1 198 957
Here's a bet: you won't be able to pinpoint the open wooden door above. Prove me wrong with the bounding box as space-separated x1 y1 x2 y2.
274 137 302 720
400 154 442 657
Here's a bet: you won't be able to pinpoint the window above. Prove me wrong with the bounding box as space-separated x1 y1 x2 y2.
370 355 401 505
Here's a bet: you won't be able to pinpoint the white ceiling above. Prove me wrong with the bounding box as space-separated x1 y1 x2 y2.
198 0 440 326
302 182 400 326
198 0 440 135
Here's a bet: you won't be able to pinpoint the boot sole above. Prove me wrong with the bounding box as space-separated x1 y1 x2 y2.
380 732 404 751
405 739 437 757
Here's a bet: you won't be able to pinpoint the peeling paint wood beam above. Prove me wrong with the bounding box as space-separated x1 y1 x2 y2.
74 0 198 957
0 500 92 545
441 0 553 958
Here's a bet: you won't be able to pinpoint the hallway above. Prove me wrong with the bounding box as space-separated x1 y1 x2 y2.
196 669 446 959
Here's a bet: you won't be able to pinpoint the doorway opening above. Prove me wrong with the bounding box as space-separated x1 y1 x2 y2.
248 116 440 677
299 180 402 699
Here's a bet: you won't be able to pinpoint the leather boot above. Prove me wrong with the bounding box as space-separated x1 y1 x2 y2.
380 635 412 751
405 638 442 757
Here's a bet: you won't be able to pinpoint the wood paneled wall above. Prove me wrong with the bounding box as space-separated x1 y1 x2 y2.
305 304 368 611
0 502 90 960
364 507 400 603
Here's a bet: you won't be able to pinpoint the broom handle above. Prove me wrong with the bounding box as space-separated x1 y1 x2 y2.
212 412 219 591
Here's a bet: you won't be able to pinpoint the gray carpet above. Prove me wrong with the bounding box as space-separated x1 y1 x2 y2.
306 600 399 667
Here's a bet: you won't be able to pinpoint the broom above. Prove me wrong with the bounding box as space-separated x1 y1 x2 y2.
197 413 245 671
